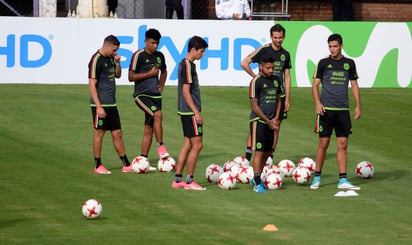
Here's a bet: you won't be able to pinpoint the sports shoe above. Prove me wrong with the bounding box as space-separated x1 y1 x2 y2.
310 176 321 189
253 183 266 193
172 181 185 189
94 165 111 174
249 178 255 186
157 145 169 159
122 165 134 173
148 165 157 171
337 178 361 190
184 181 206 190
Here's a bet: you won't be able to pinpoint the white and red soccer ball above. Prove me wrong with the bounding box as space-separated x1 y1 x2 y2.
230 164 243 182
264 156 274 168
157 156 176 173
238 166 254 184
205 163 224 183
82 199 103 219
277 159 295 177
233 156 250 167
356 161 374 178
264 173 283 190
292 166 311 184
132 156 150 174
218 172 237 190
223 160 240 172
298 157 316 173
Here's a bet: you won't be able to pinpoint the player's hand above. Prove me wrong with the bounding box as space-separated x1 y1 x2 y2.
158 85 164 94
316 102 325 116
269 119 279 131
195 112 203 125
97 106 106 118
148 66 160 77
284 100 290 112
354 107 361 120
113 54 121 63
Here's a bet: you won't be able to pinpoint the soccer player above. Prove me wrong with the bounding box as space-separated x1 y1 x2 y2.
128 28 169 169
249 55 282 193
88 35 133 174
240 24 292 163
172 36 208 190
311 33 361 190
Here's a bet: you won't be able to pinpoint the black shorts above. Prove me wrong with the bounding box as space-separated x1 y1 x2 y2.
315 110 352 137
180 115 203 138
91 106 121 131
135 95 162 126
279 96 287 120
250 120 274 152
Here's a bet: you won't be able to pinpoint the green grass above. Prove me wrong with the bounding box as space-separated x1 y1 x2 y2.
0 85 411 244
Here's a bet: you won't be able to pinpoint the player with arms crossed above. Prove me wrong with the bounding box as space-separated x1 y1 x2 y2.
241 24 291 163
249 55 282 193
172 36 209 190
129 28 169 168
89 35 134 174
311 33 361 190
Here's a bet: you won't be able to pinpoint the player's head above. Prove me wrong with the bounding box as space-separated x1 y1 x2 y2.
259 55 275 78
187 36 208 60
102 35 120 57
270 24 285 49
327 33 343 59
145 28 162 54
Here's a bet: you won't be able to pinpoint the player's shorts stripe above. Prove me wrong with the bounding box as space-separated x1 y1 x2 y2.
94 114 99 128
250 121 257 150
135 97 154 116
315 114 320 133
191 115 198 135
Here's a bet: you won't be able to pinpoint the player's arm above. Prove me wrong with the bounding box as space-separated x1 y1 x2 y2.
88 78 106 118
240 56 257 78
113 54 121 78
182 84 203 125
350 79 361 120
284 68 291 111
158 69 167 94
128 66 159 82
312 77 325 116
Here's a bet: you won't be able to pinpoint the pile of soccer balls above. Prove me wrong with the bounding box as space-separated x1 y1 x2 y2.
131 156 176 173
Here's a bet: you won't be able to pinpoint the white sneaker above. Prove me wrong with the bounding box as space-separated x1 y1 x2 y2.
346 190 359 196
337 179 361 190
148 165 157 171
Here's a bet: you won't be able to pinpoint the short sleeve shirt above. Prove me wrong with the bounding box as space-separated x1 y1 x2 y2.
248 44 291 95
314 56 358 109
88 51 117 106
129 49 166 97
177 58 201 115
249 74 282 122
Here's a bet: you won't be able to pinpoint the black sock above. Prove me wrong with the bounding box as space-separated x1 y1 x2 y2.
339 173 347 179
157 142 163 146
315 171 321 177
254 173 261 186
94 157 102 168
186 175 194 184
174 174 182 183
140 154 148 158
245 147 253 161
120 155 130 167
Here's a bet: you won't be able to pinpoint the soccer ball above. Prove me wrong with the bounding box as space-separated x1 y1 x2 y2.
157 156 176 173
238 166 253 184
132 156 150 174
230 164 243 182
218 172 237 190
298 157 316 173
292 166 311 184
205 163 224 183
223 160 239 172
233 156 250 166
356 161 374 178
264 173 283 190
82 199 103 219
264 156 274 168
270 166 284 180
277 159 295 177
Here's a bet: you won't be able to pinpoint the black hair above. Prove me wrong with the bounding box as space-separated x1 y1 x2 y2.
145 28 162 41
328 33 343 45
259 54 275 64
187 36 208 52
104 35 120 46
270 24 286 36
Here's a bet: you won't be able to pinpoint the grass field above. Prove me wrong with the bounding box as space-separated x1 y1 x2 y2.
1 84 411 244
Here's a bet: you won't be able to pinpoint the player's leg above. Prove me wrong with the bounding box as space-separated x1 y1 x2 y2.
91 106 111 174
111 129 133 172
153 110 169 159
244 133 253 161
93 129 105 166
185 136 203 179
336 137 348 174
